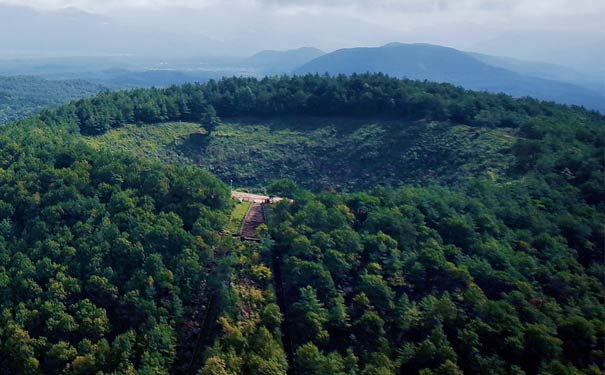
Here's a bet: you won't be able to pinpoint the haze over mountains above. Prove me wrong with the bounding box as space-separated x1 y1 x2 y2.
0 3 603 112
295 43 605 112
471 30 605 75
0 5 224 58
1 2 602 66
244 48 325 75
6 42 603 113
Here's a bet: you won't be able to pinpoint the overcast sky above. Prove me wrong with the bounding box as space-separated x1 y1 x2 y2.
1 0 603 33
0 0 603 71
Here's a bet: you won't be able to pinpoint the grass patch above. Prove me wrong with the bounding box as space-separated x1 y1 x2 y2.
196 117 517 190
84 122 201 163
86 116 519 191
226 200 252 234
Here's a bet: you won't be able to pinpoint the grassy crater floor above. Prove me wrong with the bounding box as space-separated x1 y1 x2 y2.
86 116 518 191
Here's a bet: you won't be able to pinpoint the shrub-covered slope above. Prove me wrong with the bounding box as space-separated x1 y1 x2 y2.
87 117 516 191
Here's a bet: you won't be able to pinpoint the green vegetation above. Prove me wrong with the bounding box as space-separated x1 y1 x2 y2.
89 116 516 190
265 174 604 374
0 119 284 374
0 74 603 374
41 74 599 138
0 76 104 125
85 122 201 164
227 200 252 234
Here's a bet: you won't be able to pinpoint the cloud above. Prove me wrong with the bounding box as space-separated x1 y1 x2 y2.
2 0 603 15
257 0 604 15
0 0 602 51
2 0 602 33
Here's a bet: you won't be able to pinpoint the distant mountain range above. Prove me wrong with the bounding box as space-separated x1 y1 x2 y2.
1 26 603 112
470 30 605 76
294 43 605 112
468 53 604 94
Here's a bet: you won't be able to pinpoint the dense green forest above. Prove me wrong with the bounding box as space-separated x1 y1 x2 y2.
265 178 604 374
0 76 104 125
0 74 603 374
39 74 601 136
42 73 603 190
0 118 285 374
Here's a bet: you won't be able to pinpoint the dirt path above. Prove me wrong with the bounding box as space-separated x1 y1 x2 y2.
233 191 296 372
240 203 265 240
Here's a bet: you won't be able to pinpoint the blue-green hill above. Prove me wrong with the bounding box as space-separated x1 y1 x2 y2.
295 43 605 112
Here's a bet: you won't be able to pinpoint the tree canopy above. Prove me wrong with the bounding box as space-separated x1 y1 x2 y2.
0 74 603 374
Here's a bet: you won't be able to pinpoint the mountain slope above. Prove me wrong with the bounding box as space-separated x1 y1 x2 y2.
3 74 602 374
0 115 288 375
471 30 605 75
469 52 605 94
295 43 605 112
88 117 516 191
0 75 105 124
1 75 603 374
53 74 603 193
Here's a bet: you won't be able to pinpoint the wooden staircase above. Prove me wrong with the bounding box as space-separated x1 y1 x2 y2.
240 203 265 241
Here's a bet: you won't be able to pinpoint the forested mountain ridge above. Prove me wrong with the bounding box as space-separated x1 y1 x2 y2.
44 74 603 190
38 73 602 136
294 43 605 112
0 74 603 374
0 75 105 125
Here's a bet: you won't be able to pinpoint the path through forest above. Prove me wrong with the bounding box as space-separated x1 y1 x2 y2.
240 203 265 240
231 190 296 372
232 191 292 241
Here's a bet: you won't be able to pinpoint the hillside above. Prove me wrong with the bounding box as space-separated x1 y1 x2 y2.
87 117 516 191
0 75 105 124
1 75 603 374
294 43 605 112
65 74 602 191
0 107 285 375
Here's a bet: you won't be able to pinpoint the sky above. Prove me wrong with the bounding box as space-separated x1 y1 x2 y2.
1 0 603 34
0 0 603 71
